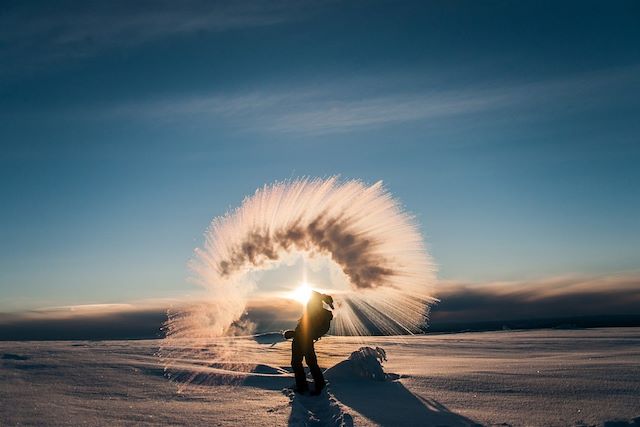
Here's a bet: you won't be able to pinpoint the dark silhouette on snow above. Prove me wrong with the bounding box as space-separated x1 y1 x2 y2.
284 291 334 395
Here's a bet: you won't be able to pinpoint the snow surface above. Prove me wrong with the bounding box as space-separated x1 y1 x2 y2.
1 328 639 426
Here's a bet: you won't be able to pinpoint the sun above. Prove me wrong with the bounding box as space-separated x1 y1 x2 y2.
291 282 313 305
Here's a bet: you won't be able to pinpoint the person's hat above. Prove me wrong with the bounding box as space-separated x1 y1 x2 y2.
322 294 334 309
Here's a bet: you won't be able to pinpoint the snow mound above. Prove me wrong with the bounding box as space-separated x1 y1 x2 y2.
347 346 396 381
325 346 399 382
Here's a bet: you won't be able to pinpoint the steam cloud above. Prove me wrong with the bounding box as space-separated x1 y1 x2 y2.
160 177 437 387
218 214 395 289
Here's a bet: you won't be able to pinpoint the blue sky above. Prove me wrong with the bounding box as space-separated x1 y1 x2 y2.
1 1 639 312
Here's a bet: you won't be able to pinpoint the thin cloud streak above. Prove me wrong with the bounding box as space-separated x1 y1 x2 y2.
268 65 640 134
85 64 640 135
267 91 507 134
95 84 512 131
0 0 331 75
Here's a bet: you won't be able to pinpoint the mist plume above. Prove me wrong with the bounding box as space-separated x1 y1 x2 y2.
160 177 437 388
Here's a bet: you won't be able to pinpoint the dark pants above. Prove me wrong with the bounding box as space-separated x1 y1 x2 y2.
291 333 325 391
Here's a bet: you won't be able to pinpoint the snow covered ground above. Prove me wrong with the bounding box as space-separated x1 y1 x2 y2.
1 328 639 426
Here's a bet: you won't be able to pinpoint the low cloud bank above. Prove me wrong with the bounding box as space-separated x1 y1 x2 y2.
429 274 640 331
0 299 301 341
1 273 639 340
0 308 167 341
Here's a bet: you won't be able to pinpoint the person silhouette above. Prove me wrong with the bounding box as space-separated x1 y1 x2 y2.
284 291 334 395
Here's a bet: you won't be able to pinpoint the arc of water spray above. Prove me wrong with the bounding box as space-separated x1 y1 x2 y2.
160 177 437 385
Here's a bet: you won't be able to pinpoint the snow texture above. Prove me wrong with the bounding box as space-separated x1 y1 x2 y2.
1 328 639 426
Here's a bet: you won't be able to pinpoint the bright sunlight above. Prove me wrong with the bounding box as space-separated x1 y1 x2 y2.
291 282 313 305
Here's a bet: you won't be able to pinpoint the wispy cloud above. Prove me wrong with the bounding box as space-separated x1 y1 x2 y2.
267 90 509 134
267 65 640 134
6 63 636 135
0 1 331 74
91 64 640 135
106 91 312 122
94 79 512 132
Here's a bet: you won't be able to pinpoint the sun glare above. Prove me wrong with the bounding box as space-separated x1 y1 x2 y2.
291 282 313 305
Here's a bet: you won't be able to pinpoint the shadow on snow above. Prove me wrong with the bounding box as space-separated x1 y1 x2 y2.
166 358 478 426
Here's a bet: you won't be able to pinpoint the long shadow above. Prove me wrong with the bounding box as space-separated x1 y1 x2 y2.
247 361 479 426
163 360 479 426
324 360 480 427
